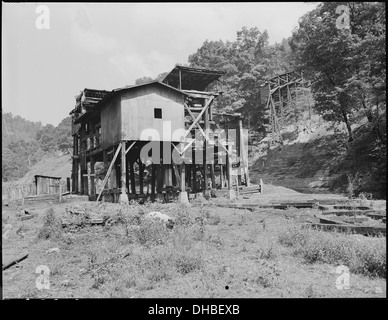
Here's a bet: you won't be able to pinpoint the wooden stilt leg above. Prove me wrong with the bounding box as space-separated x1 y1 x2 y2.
90 156 96 200
139 158 144 195
119 141 128 204
130 158 136 195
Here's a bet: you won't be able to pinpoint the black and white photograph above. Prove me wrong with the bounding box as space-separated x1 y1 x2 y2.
1 1 386 305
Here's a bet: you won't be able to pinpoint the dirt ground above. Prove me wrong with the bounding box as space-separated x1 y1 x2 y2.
2 186 386 299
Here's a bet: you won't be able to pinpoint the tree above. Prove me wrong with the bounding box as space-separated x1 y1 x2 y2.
135 76 154 85
290 2 386 142
188 27 293 137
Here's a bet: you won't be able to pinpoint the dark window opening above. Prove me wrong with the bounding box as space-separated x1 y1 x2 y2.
154 108 162 119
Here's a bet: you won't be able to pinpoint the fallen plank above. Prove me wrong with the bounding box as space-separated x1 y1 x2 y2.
319 217 351 225
270 203 317 209
366 213 386 220
213 204 255 212
19 214 37 221
2 253 29 271
61 218 105 227
303 223 386 236
321 210 376 216
333 205 372 210
279 202 317 208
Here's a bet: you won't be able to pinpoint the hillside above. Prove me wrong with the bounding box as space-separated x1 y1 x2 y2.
249 112 387 199
17 152 72 183
2 112 72 182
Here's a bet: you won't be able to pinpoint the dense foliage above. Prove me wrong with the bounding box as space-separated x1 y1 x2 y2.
2 113 72 181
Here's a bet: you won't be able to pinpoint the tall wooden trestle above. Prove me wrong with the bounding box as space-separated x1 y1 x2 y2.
260 71 310 145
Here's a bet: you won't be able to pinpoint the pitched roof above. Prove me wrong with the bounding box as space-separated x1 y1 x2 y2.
73 81 189 124
162 65 225 91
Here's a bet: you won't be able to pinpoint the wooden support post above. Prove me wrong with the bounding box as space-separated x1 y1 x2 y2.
96 143 122 202
130 158 136 195
226 129 235 199
72 134 79 193
179 163 189 204
210 164 215 189
203 103 209 194
151 164 156 196
220 164 224 188
66 177 71 193
236 119 242 187
181 164 186 192
59 185 62 202
192 151 197 193
125 154 130 196
226 147 230 189
157 165 163 193
187 164 192 189
239 118 250 187
90 156 96 200
119 141 128 204
139 159 144 195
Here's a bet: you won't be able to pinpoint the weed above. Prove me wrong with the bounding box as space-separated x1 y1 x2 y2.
37 207 62 240
278 225 386 278
173 203 192 227
207 212 221 225
174 253 203 275
131 218 170 246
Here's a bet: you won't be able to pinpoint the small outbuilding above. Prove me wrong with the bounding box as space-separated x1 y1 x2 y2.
34 175 62 195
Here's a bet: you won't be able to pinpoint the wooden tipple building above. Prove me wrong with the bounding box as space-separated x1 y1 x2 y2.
70 65 249 203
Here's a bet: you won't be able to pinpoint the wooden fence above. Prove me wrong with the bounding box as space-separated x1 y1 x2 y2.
2 178 70 204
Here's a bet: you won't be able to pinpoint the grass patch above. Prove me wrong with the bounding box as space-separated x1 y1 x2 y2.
278 224 386 278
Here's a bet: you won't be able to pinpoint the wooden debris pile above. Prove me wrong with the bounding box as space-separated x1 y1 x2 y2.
306 204 386 237
61 205 105 229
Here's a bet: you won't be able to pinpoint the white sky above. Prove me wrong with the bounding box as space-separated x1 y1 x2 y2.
2 2 317 126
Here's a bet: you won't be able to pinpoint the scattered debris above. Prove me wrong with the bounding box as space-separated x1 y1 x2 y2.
46 248 60 254
2 253 29 271
2 224 13 239
374 287 383 294
20 214 36 221
66 205 86 215
61 280 70 287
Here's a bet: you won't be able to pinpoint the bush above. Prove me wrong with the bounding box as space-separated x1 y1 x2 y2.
173 203 192 227
37 207 62 240
131 218 170 246
278 225 386 278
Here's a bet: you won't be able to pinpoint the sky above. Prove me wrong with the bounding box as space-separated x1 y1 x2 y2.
2 2 317 126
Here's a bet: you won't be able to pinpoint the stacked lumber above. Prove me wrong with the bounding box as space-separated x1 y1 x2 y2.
238 185 261 195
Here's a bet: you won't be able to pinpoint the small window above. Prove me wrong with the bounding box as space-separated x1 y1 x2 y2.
154 108 162 119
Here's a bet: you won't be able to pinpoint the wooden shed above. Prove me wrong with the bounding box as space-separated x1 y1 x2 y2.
34 175 61 195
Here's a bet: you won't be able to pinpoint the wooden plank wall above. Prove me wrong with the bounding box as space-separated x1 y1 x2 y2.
120 85 185 142
101 96 122 148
